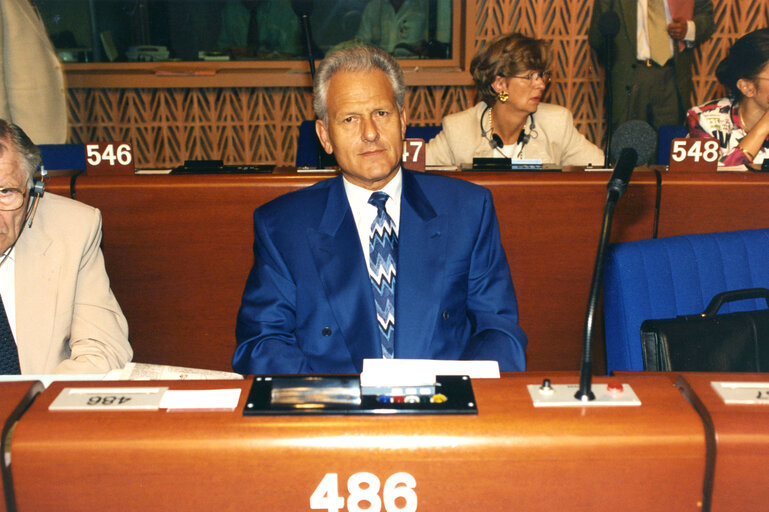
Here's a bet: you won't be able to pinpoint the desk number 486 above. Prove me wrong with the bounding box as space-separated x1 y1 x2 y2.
310 472 417 512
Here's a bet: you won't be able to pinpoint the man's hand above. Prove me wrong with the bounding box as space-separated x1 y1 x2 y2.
667 18 688 40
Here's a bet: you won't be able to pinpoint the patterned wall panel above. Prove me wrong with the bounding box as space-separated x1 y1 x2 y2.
66 0 769 168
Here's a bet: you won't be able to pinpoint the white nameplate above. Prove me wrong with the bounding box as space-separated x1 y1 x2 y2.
159 388 242 411
711 381 769 404
360 358 499 390
48 387 167 411
528 383 641 407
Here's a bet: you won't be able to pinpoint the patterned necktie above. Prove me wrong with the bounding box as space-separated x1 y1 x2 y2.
0 294 20 374
647 0 673 66
368 191 397 359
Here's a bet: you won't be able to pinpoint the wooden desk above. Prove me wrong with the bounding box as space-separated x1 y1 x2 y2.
677 373 769 512
0 381 43 512
657 171 769 236
10 373 705 511
46 171 660 373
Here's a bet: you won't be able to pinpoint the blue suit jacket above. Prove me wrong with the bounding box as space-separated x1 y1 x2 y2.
233 170 526 374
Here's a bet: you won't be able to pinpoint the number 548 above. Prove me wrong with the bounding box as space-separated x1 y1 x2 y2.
670 139 719 163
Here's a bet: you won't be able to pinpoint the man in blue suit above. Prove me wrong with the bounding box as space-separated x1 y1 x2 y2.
233 46 526 374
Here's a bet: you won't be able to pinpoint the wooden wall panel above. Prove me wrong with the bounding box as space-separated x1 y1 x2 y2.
65 0 769 168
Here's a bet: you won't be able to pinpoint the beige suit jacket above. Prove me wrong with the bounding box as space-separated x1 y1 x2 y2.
0 0 68 144
426 102 605 167
13 193 131 374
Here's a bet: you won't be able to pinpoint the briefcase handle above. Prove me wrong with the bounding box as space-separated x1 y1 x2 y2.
703 288 769 317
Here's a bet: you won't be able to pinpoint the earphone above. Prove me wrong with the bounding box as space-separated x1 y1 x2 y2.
517 114 537 145
26 164 46 228
481 105 537 157
0 164 46 270
480 106 508 157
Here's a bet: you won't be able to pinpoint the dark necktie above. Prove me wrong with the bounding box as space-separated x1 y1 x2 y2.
368 192 397 359
0 294 20 374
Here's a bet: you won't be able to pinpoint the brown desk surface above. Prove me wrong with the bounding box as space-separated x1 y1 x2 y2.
0 381 43 512
677 373 769 512
10 373 705 511
657 171 769 236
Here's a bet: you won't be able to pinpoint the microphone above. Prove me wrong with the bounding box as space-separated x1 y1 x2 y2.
491 133 503 149
609 120 656 166
607 147 637 199
575 146 638 401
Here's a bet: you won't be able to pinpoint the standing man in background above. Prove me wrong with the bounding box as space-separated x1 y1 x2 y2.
0 0 68 144
589 0 714 132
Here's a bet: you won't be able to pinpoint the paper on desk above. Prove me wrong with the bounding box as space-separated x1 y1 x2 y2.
360 358 499 388
159 388 242 411
717 164 748 172
0 374 106 388
104 362 243 381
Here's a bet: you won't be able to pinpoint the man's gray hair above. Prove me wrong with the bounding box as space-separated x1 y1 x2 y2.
0 120 41 187
313 46 406 124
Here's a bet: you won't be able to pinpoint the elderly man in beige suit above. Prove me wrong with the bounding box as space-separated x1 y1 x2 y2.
0 0 68 144
0 120 131 374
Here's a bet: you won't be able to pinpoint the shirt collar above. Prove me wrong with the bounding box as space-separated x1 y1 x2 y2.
342 168 403 209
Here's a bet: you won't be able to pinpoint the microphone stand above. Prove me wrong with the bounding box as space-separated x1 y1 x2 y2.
575 148 637 401
298 14 324 168
604 34 614 168
292 1 331 168
599 10 620 167
300 14 316 79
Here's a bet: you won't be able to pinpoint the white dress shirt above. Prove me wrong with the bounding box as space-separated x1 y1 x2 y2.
0 249 18 341
342 169 403 269
636 0 696 60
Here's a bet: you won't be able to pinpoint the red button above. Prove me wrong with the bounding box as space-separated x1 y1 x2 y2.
607 381 624 393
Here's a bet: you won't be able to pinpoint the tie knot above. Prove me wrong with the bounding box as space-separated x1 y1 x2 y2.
368 191 389 212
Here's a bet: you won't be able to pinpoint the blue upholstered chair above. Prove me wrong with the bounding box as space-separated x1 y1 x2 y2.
602 229 769 372
38 144 86 171
295 120 442 167
656 124 688 165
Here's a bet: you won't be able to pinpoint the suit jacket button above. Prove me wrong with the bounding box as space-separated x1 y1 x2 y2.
442 311 450 320
322 327 332 336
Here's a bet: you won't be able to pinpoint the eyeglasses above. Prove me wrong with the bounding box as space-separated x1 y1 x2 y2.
512 71 552 84
0 187 27 211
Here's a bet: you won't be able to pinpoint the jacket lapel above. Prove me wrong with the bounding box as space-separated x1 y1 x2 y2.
395 172 447 358
621 0 638 51
307 178 381 369
14 217 59 373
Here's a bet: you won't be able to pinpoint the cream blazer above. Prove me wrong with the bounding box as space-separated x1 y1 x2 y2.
426 102 605 167
14 193 131 374
0 0 68 144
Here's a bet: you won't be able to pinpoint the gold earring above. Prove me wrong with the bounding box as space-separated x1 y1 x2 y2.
498 91 509 103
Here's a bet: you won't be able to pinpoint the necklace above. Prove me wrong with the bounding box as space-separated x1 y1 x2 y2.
490 107 526 159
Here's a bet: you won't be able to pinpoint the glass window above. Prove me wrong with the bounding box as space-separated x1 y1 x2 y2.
35 0 453 63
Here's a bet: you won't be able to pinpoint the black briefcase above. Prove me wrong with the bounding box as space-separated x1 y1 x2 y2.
640 288 769 372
